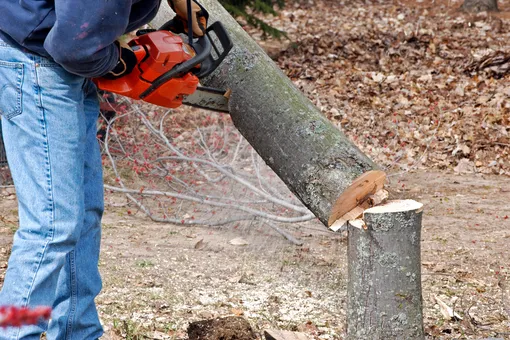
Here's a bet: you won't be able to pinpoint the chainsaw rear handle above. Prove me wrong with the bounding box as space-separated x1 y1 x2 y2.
139 21 232 99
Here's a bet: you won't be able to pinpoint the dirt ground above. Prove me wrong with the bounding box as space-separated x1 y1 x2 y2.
0 170 509 339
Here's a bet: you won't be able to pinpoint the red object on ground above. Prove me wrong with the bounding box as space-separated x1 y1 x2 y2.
0 306 52 327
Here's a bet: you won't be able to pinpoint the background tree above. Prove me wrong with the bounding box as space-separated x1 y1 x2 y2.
219 0 286 37
461 0 499 12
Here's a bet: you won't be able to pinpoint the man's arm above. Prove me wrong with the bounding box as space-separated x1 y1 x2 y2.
43 0 158 78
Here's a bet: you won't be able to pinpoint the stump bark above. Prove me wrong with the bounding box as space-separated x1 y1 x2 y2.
347 200 424 340
152 2 383 227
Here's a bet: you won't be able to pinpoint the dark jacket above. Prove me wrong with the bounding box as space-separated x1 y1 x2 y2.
0 0 161 78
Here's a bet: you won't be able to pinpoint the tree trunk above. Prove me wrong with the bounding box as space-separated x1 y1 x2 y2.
347 200 424 340
152 2 382 227
461 0 499 12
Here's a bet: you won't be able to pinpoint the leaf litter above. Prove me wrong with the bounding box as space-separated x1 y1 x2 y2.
246 0 510 177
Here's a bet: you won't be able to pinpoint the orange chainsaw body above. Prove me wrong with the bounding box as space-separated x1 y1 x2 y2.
94 31 199 108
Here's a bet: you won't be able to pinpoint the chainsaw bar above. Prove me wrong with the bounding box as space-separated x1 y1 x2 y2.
182 86 230 113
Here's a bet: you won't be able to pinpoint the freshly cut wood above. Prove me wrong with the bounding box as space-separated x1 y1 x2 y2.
328 170 386 226
264 329 310 340
347 200 424 340
152 2 383 227
330 176 389 232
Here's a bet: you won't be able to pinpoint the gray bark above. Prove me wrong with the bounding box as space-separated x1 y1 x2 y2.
461 0 499 12
152 2 379 226
347 200 424 340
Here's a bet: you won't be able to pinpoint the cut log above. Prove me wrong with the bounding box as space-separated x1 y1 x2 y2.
152 2 383 227
347 200 424 340
264 329 310 340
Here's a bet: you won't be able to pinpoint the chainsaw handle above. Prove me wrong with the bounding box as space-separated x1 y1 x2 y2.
193 21 233 78
139 36 211 99
139 21 232 99
131 45 147 64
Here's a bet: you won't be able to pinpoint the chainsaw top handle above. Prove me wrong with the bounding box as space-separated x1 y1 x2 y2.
139 21 233 100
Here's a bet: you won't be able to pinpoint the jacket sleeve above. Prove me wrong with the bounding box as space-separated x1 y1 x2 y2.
43 1 132 78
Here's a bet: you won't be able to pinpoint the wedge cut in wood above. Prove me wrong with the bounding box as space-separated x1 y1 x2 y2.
328 170 387 231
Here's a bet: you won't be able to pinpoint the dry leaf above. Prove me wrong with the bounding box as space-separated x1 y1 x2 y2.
194 239 207 250
229 237 249 246
231 308 244 316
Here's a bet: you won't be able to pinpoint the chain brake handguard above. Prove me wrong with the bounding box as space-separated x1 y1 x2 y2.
139 21 232 100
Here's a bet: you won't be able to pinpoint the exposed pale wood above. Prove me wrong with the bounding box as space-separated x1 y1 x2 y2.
365 199 422 214
330 206 364 232
264 329 310 340
368 189 389 206
435 295 463 320
328 170 386 226
329 188 389 232
348 219 366 230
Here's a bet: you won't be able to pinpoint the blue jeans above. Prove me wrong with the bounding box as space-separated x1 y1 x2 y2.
0 36 104 339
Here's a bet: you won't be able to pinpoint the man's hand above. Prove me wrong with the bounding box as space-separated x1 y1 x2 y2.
101 41 138 80
168 0 208 37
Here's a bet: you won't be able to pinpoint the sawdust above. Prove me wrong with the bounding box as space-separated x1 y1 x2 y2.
2 170 508 339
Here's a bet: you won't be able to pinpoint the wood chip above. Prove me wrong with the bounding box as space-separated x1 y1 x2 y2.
264 329 310 340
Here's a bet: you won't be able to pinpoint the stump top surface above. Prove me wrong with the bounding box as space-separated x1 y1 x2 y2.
364 199 423 214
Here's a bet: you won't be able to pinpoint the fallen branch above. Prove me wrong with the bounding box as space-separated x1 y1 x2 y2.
101 101 315 226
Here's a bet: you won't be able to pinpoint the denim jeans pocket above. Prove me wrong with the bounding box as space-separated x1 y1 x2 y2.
0 60 24 119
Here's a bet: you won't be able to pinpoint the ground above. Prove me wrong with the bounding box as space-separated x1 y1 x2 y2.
1 0 510 338
0 171 509 339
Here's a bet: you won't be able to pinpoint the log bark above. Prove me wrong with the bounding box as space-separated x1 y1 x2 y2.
152 2 382 227
347 200 424 340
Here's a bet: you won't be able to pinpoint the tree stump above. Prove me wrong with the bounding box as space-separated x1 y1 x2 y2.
347 200 424 340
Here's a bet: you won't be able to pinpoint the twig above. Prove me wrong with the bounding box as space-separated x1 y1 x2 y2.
100 101 315 228
105 185 315 223
151 156 309 213
498 276 510 319
262 220 304 246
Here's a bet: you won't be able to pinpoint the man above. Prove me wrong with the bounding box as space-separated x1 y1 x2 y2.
0 0 207 338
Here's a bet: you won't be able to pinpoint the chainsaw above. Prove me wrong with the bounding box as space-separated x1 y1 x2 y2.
94 13 233 113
